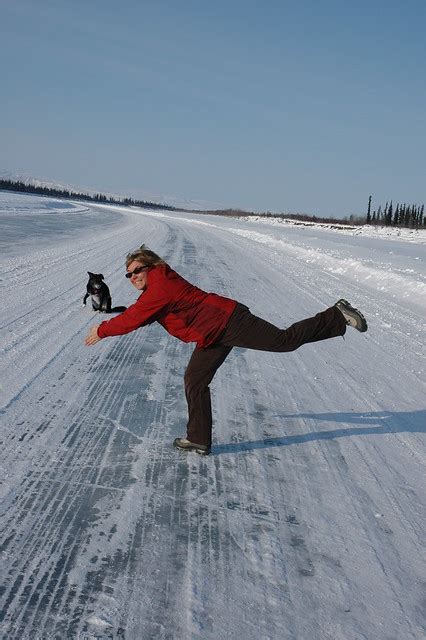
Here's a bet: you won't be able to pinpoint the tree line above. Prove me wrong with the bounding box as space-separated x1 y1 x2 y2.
0 179 178 212
366 195 424 227
1 179 424 228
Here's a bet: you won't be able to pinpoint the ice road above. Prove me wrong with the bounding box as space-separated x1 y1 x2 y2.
1 193 425 639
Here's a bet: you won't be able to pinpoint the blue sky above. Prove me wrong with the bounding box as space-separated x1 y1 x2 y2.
1 0 425 216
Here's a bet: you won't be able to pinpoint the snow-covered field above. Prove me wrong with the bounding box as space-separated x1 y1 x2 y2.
1 192 425 639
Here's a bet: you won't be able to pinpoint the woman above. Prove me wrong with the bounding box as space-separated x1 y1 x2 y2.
85 245 367 455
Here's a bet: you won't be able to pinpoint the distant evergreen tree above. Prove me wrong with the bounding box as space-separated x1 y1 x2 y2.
404 205 410 227
393 204 400 226
410 205 417 227
386 201 393 226
366 195 372 223
411 205 416 227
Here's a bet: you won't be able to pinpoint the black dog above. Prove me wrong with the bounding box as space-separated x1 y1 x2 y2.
83 272 127 313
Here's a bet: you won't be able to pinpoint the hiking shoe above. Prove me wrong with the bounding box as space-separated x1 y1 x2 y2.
173 438 211 456
335 299 368 332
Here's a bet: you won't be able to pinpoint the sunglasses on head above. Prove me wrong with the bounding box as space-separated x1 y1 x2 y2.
125 265 148 278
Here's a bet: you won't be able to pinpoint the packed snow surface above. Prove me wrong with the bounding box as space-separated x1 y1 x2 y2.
1 192 425 639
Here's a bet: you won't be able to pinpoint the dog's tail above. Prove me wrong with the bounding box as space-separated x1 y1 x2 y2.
108 306 127 314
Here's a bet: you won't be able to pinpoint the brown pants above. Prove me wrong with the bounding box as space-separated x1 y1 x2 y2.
184 303 347 446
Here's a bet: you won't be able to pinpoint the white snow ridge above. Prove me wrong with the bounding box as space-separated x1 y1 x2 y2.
1 192 425 639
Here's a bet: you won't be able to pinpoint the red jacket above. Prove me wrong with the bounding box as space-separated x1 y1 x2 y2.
97 264 237 349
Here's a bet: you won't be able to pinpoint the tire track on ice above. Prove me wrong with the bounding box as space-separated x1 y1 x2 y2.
1 209 169 411
1 212 173 636
2 221 195 637
1 329 166 636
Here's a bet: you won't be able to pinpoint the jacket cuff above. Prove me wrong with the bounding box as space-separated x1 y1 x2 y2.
97 323 108 338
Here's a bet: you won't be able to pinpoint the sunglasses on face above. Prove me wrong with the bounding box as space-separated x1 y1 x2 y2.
125 266 148 279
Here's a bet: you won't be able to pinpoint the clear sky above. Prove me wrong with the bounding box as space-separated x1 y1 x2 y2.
1 0 425 216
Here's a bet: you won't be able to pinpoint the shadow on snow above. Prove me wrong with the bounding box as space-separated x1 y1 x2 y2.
214 410 426 455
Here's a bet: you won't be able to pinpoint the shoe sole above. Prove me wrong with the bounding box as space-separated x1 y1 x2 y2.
337 299 368 332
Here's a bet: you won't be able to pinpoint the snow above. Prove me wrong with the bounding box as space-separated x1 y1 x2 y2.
239 214 426 245
1 192 425 639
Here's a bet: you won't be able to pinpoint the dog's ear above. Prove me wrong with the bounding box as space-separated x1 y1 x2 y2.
99 274 104 280
87 272 94 277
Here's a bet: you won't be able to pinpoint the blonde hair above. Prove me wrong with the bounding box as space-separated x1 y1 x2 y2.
126 245 166 269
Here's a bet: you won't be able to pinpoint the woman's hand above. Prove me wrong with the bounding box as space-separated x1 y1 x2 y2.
85 324 102 346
